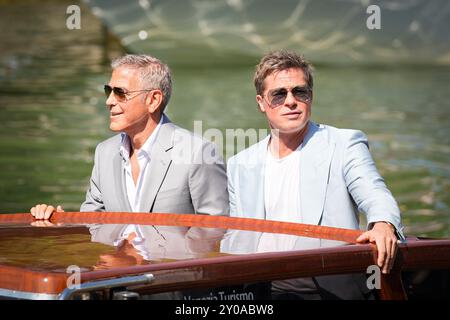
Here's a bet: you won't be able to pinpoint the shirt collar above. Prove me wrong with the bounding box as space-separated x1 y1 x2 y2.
119 116 164 161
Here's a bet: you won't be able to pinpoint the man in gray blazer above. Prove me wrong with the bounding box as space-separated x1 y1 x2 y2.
226 50 404 281
31 54 228 219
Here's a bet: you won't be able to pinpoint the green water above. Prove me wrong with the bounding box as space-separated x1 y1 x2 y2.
0 1 449 237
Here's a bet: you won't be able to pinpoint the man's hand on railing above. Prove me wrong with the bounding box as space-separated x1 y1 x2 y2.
356 221 399 274
30 204 64 220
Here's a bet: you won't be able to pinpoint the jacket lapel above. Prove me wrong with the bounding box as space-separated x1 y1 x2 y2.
240 135 269 220
113 151 132 212
139 115 174 212
300 122 335 225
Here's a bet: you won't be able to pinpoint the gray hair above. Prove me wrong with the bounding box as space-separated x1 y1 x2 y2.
254 50 314 95
111 54 172 111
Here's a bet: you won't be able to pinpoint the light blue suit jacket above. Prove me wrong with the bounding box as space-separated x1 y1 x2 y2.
226 121 404 243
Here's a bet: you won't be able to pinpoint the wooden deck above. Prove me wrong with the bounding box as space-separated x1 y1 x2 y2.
0 212 449 300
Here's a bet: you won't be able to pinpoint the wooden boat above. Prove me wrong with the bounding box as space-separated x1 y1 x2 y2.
0 212 449 300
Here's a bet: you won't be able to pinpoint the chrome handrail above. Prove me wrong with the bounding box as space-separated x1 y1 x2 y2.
58 273 154 300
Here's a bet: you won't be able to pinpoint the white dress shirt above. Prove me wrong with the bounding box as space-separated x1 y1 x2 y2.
114 118 163 254
119 116 163 212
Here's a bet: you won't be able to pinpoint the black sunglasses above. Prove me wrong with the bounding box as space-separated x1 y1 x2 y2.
104 85 153 102
264 86 312 107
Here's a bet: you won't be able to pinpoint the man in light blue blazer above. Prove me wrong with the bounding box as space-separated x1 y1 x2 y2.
227 50 404 280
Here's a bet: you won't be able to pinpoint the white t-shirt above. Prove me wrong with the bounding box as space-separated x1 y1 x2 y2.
259 143 302 252
264 143 302 223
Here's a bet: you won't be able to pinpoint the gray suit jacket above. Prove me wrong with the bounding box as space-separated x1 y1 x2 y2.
80 114 229 216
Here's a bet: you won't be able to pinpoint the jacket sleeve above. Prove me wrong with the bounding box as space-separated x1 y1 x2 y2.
80 144 105 212
188 140 229 216
343 130 405 240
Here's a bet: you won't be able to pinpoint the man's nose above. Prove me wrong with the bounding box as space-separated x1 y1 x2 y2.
284 91 297 107
106 90 117 108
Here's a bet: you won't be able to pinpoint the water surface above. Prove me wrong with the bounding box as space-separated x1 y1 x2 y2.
0 1 448 237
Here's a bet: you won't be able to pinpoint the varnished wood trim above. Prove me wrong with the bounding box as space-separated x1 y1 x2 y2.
0 212 363 243
1 240 448 298
0 265 68 294
1 213 449 299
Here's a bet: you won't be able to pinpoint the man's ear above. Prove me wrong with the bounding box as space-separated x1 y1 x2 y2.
256 95 265 113
145 90 163 114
